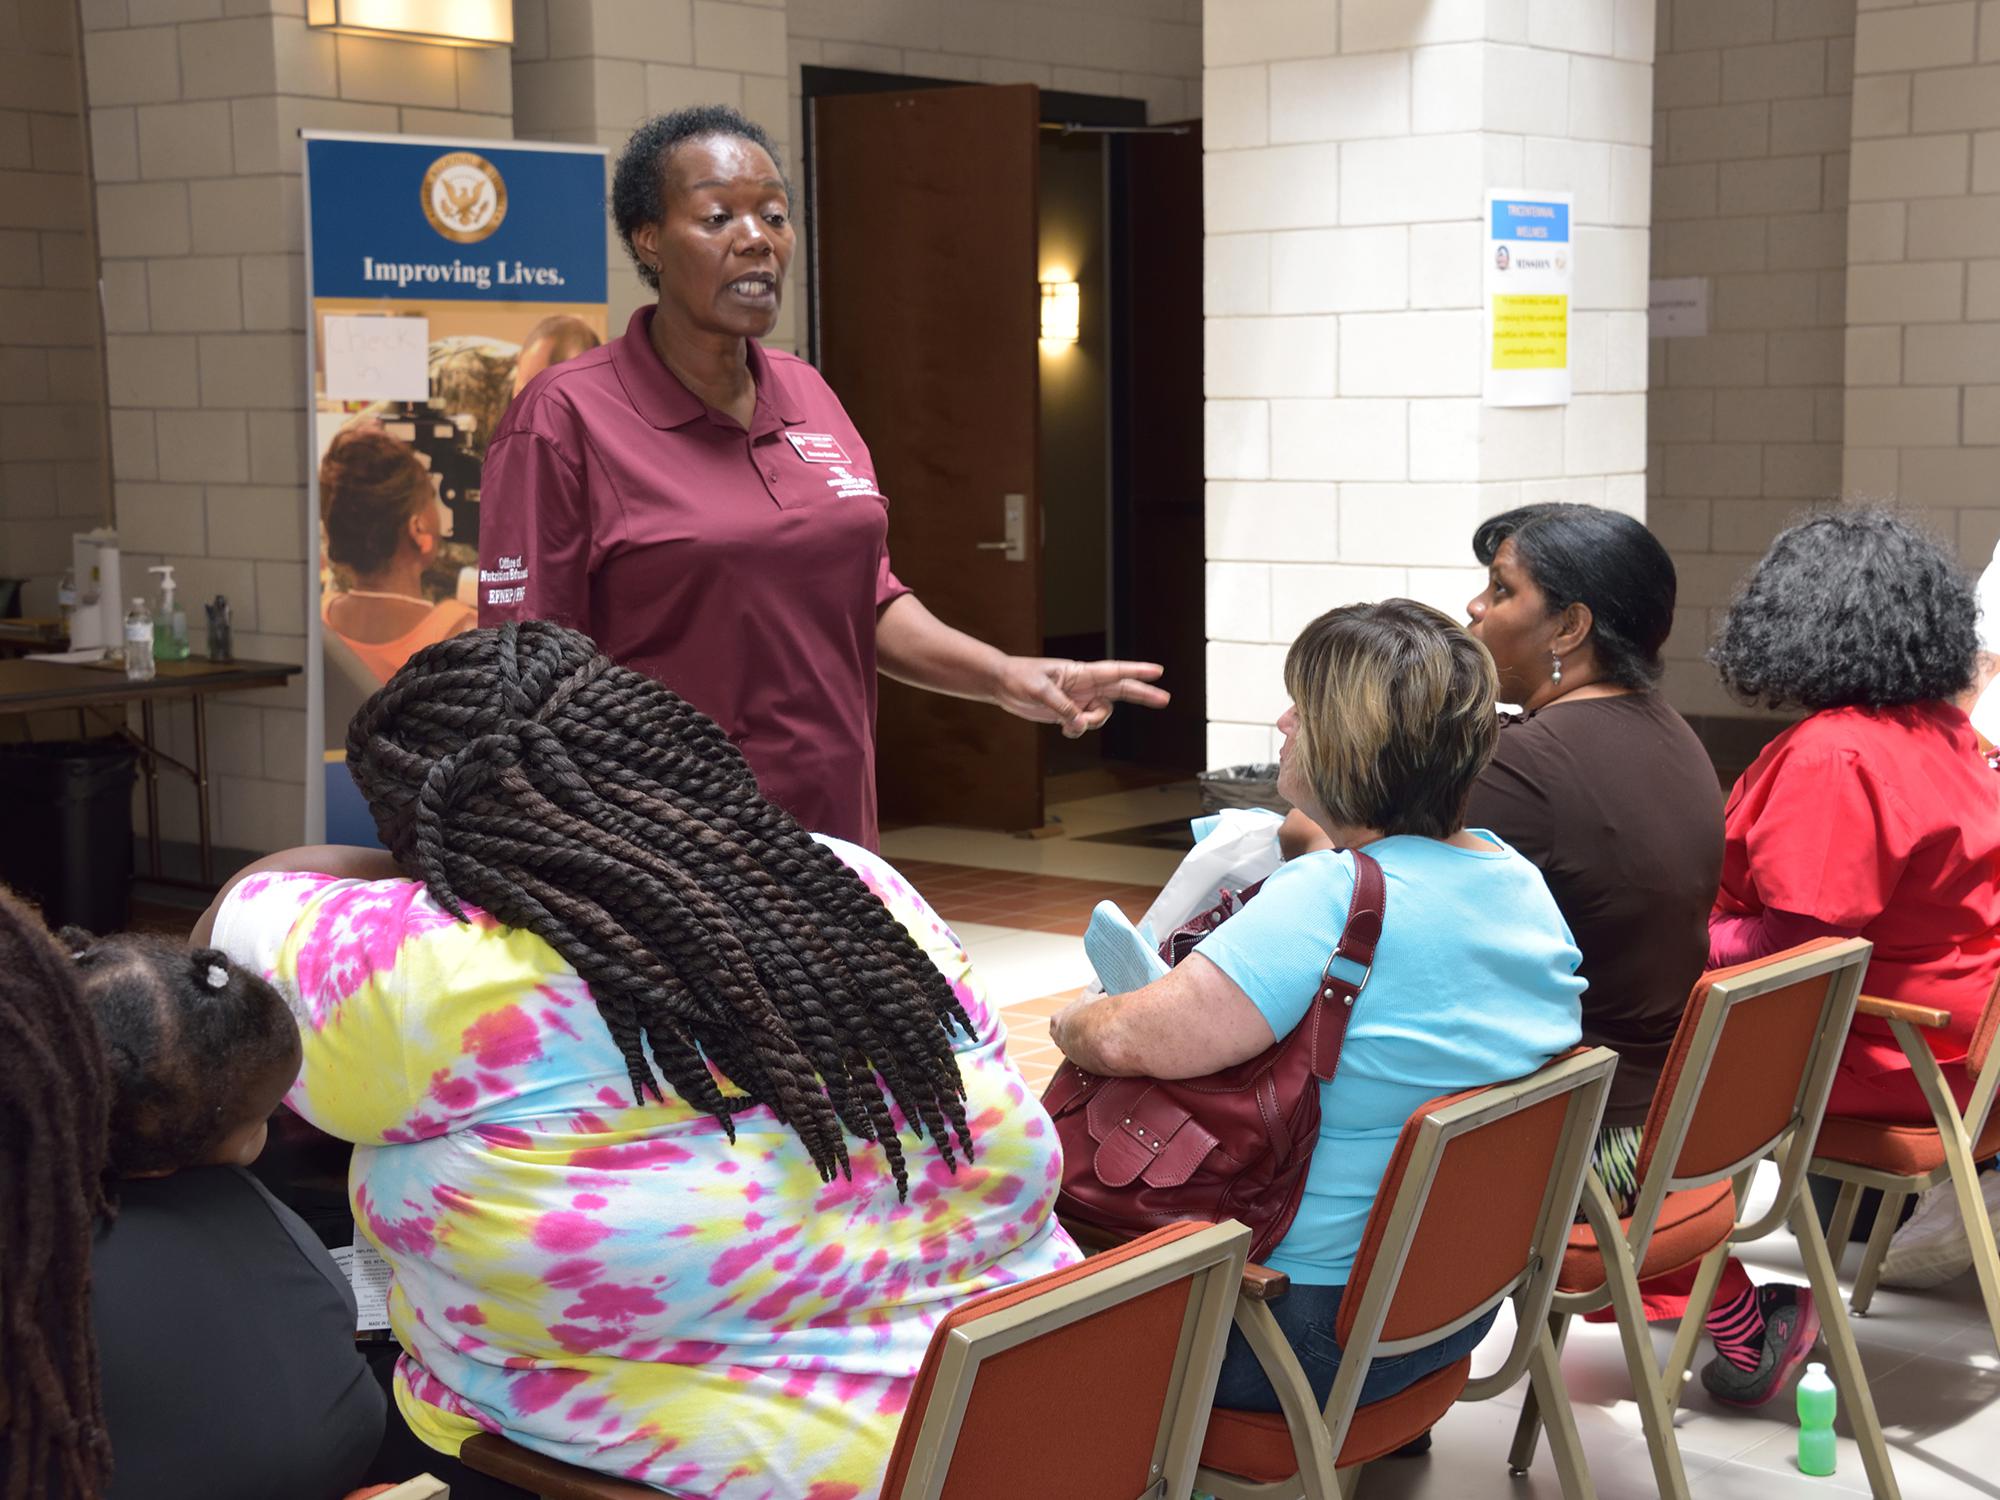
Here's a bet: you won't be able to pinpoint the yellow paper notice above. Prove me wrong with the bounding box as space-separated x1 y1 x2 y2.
1491 294 1568 370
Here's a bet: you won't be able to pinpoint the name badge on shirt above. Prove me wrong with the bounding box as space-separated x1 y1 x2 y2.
785 431 851 465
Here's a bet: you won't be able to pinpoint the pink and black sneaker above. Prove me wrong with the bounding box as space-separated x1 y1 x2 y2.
1701 1285 1822 1408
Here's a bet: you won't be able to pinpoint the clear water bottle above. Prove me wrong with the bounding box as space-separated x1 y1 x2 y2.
1797 1360 1837 1476
124 597 155 681
57 568 78 637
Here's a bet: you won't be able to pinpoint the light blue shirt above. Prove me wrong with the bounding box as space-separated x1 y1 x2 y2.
1198 831 1584 1284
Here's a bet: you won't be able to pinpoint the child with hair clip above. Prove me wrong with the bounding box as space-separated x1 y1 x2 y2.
68 928 386 1500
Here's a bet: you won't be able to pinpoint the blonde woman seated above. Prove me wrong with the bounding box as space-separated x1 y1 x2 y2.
320 424 476 683
1053 600 1584 1417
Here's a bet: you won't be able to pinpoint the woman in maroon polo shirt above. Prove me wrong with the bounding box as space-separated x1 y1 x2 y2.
477 105 1165 848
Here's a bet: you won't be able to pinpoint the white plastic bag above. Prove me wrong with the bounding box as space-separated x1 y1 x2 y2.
1079 808 1286 998
1138 807 1286 947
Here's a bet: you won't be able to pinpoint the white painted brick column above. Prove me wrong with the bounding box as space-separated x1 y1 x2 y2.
1203 0 1656 764
1842 0 2000 564
83 0 512 855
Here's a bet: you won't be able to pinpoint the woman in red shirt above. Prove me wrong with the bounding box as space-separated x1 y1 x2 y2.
1697 508 2000 1405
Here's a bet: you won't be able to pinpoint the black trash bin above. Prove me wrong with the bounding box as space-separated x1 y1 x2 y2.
0 739 138 933
1198 763 1289 815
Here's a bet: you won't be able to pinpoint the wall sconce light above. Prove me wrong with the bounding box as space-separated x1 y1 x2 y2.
1040 278 1080 344
306 0 513 46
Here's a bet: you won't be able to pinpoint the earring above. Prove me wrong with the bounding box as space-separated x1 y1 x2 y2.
1550 653 1563 686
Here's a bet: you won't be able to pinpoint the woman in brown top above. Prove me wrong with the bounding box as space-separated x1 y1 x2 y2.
1462 502 1722 1134
1461 502 1819 1407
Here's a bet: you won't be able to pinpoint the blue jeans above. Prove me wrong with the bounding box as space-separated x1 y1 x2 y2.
1211 1280 1498 1412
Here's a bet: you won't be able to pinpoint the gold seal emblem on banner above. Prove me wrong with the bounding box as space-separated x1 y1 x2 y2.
421 151 508 243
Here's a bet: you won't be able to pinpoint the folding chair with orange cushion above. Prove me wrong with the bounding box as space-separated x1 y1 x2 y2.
461 1219 1250 1500
1193 1046 1618 1500
1509 938 1904 1500
1812 975 2000 1351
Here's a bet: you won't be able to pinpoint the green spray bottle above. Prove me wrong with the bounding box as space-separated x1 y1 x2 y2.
1797 1361 1837 1476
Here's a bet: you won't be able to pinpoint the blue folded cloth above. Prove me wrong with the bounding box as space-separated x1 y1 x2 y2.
1084 901 1169 995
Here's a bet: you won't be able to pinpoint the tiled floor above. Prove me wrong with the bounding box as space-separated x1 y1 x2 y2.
884 778 1206 1095
888 777 2000 1500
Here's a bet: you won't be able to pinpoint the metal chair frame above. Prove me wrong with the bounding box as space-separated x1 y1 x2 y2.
890 1219 1249 1500
1813 989 2000 1352
461 1221 1251 1500
1196 1047 1618 1500
1509 938 1903 1500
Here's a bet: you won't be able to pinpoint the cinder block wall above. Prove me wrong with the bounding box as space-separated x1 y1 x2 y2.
1841 0 2000 564
512 0 792 344
82 0 511 853
1643 0 1857 720
785 0 1200 128
1 0 108 618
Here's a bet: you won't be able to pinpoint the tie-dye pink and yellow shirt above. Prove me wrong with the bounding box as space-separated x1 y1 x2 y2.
214 835 1078 1499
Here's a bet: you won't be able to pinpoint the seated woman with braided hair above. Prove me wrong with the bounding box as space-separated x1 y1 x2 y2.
192 620 1078 1500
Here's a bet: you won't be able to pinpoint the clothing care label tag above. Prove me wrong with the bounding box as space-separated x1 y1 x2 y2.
784 431 851 464
333 1241 395 1333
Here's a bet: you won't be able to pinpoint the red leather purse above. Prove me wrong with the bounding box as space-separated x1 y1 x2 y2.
1041 850 1385 1262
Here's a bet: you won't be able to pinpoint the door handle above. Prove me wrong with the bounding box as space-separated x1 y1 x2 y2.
975 493 1027 563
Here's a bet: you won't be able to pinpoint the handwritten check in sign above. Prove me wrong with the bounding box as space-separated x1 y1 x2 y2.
323 313 431 402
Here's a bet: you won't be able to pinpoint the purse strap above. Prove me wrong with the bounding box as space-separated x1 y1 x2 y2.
1306 847 1386 1083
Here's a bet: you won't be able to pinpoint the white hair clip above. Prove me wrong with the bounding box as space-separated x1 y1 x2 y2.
205 963 229 990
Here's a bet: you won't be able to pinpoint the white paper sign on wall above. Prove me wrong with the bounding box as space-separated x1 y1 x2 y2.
1649 278 1709 339
322 313 430 401
1484 191 1574 408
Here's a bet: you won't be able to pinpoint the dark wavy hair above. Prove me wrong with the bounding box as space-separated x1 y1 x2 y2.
65 931 300 1178
611 105 786 293
1709 508 1978 710
346 621 973 1199
1473 503 1677 689
0 887 113 1500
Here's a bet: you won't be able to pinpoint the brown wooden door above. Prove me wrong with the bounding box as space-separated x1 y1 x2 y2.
812 83 1043 832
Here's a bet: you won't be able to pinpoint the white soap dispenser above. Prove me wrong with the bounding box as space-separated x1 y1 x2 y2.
148 564 190 662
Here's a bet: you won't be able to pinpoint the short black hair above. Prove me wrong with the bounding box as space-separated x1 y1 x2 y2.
611 105 786 292
1709 507 1978 711
1472 503 1678 690
65 931 300 1177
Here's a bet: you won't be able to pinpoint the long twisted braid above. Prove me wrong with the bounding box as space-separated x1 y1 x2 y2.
0 888 114 1500
347 622 976 1197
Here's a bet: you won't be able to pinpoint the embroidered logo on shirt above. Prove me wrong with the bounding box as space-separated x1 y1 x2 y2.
785 432 851 464
481 555 528 607
825 465 882 499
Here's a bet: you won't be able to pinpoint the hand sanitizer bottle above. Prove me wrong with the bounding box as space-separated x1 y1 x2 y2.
1797 1361 1837 1477
148 564 189 661
124 598 155 681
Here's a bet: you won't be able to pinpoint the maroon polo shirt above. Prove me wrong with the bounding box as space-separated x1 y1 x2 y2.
477 307 908 846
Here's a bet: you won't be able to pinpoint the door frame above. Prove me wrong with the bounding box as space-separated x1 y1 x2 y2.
799 66 1146 366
